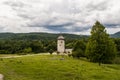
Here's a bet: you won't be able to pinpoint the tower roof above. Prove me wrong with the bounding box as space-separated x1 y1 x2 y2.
57 35 64 40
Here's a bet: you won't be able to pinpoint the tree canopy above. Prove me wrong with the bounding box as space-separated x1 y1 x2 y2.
72 40 86 58
85 21 117 65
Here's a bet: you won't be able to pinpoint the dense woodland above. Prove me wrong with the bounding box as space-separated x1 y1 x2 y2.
0 32 86 53
0 33 88 54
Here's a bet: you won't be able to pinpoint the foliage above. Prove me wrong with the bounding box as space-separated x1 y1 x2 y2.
72 40 86 58
0 40 44 54
0 33 88 40
22 47 32 53
0 39 77 54
0 32 86 54
49 49 54 55
113 57 120 64
46 41 57 52
85 21 117 65
0 32 119 57
0 50 9 54
30 41 44 53
114 38 120 56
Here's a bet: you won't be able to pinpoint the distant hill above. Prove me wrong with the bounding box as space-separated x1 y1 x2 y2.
111 31 120 38
0 31 119 40
0 32 88 40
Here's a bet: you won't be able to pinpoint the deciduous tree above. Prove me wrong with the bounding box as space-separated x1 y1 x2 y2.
86 21 117 65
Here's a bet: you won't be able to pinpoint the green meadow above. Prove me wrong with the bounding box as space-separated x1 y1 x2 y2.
0 54 120 80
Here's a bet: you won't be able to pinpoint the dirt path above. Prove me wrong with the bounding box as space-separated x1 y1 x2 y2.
0 74 4 80
0 53 50 59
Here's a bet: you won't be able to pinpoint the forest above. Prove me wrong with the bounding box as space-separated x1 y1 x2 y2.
0 33 87 54
0 34 119 56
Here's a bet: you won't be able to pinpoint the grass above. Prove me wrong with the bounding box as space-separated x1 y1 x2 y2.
0 54 120 80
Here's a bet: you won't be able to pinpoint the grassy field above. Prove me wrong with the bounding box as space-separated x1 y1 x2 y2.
0 54 120 80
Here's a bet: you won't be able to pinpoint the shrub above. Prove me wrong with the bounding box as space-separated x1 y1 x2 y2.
114 57 120 64
72 40 86 58
49 49 54 55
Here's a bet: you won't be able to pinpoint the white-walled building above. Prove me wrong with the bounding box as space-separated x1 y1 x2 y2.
65 49 73 54
57 35 72 54
57 35 65 53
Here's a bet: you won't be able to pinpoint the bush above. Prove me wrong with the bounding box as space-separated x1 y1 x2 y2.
0 50 9 54
114 57 120 64
22 47 32 53
72 40 86 58
49 49 54 55
68 53 72 57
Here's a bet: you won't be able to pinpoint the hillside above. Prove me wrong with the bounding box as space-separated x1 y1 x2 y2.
0 33 88 40
0 55 120 80
0 31 119 41
111 31 120 38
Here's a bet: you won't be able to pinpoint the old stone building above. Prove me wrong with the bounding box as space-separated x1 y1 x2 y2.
57 35 72 54
57 35 65 54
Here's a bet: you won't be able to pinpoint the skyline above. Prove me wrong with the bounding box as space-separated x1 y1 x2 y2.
0 0 120 35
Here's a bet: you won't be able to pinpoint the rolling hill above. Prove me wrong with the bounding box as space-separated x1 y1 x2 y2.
111 31 120 38
0 31 119 41
0 32 88 40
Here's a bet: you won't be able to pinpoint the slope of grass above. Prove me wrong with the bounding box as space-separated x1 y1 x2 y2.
0 55 120 80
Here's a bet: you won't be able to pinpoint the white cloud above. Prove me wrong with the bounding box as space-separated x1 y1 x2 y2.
0 0 120 34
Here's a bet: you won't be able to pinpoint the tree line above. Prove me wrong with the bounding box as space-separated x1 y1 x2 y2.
0 40 56 54
0 39 77 54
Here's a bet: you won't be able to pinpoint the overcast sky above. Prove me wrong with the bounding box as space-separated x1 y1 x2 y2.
0 0 120 35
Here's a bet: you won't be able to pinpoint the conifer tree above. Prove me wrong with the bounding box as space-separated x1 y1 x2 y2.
85 21 117 65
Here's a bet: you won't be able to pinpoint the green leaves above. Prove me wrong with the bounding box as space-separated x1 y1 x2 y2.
86 21 117 65
72 40 86 58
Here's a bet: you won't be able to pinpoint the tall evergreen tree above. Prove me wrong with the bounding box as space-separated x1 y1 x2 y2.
85 21 117 65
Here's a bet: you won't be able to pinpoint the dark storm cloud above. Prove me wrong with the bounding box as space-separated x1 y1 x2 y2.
72 27 90 32
28 22 73 28
28 22 74 32
42 25 89 32
104 24 120 28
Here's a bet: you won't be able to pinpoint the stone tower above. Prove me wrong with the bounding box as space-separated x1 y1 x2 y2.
57 35 65 53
